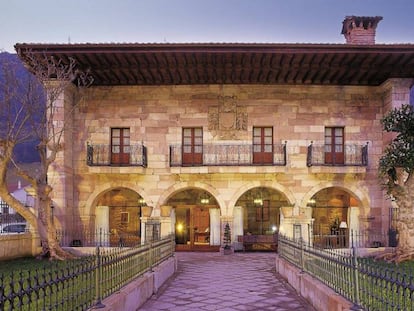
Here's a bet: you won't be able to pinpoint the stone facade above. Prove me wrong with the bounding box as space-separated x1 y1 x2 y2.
47 79 413 247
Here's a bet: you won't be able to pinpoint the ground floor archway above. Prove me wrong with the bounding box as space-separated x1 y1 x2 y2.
234 187 288 251
167 188 220 251
95 187 144 246
308 187 361 248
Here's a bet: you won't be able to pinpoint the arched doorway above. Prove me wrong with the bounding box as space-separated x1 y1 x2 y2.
166 188 220 251
95 187 143 246
235 187 288 251
309 187 359 248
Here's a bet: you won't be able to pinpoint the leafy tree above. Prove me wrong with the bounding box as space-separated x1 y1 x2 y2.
0 52 92 260
378 104 414 263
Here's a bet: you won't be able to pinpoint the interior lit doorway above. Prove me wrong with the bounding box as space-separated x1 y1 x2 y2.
167 188 220 251
175 205 211 250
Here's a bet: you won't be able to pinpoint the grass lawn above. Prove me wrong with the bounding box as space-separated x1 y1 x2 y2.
0 256 60 273
357 258 414 311
0 256 96 311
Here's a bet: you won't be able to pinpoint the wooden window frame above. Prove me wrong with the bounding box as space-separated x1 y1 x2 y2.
111 128 130 165
255 200 270 222
253 127 273 165
324 127 344 165
182 127 203 166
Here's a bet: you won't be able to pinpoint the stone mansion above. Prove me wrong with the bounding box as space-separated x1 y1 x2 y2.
15 16 414 251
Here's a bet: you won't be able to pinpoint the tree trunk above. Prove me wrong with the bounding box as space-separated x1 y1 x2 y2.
378 171 414 263
36 185 75 260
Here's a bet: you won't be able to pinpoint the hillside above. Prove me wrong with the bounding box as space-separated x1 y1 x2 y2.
0 52 41 163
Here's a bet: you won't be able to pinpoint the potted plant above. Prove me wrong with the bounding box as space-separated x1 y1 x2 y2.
222 222 233 255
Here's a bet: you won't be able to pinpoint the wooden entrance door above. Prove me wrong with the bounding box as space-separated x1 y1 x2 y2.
182 128 203 166
253 127 273 164
175 206 212 251
111 128 130 165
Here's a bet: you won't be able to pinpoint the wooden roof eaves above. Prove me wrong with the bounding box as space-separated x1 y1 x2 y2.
15 43 414 86
14 42 414 54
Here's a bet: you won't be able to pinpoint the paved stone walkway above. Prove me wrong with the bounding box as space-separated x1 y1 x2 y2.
139 252 315 311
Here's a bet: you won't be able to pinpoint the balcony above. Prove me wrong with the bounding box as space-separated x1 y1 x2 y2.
169 143 287 167
86 143 147 167
306 142 368 173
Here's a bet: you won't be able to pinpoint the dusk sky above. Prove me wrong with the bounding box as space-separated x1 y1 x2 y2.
1 0 413 53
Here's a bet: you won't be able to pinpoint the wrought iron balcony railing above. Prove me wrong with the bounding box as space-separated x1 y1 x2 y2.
307 142 368 167
87 143 147 167
170 143 287 167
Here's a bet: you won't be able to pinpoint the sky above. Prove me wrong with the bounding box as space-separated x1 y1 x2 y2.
1 0 414 53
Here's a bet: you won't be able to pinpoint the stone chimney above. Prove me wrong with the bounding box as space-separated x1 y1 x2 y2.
341 16 383 45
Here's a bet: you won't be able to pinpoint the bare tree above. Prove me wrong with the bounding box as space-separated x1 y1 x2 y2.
0 52 92 259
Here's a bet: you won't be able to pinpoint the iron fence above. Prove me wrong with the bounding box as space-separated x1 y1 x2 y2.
278 234 414 311
86 143 147 167
0 213 28 234
311 230 390 249
0 235 175 311
0 214 26 224
307 142 368 166
56 225 161 248
170 143 287 166
56 228 141 248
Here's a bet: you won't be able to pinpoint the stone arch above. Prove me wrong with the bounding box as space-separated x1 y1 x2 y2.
84 181 149 217
88 185 148 247
300 181 370 213
228 180 296 217
157 181 224 213
301 181 371 247
229 182 290 251
161 182 222 250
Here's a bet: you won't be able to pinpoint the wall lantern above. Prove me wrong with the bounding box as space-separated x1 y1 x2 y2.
200 192 210 205
339 221 348 229
253 198 263 206
138 198 146 207
307 199 316 207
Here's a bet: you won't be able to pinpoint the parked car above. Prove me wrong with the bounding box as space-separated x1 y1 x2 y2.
0 222 28 234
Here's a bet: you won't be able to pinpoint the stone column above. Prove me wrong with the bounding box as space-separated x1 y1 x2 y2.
279 206 313 244
349 206 360 231
95 206 109 246
140 206 154 244
279 206 294 237
140 217 149 245
298 207 314 245
47 83 77 232
171 208 176 238
160 205 173 239
95 206 109 231
209 208 221 245
232 206 244 250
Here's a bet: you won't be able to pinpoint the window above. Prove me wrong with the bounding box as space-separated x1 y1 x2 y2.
256 200 270 222
253 127 273 164
325 127 344 165
0 201 9 214
111 128 130 165
182 128 203 166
